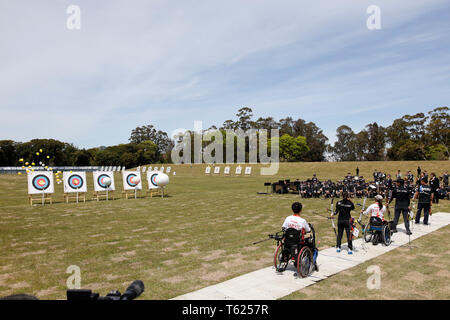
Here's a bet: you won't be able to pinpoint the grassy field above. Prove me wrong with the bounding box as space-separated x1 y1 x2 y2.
0 161 449 299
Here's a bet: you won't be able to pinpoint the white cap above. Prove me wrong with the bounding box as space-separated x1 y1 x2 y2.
375 195 383 200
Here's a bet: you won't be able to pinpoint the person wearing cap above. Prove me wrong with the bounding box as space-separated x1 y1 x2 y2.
414 177 433 225
388 178 412 235
333 192 355 254
362 194 387 221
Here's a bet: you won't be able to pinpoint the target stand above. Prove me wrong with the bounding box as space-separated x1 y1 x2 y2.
122 189 143 200
64 192 86 203
146 188 162 198
92 191 115 201
28 194 53 206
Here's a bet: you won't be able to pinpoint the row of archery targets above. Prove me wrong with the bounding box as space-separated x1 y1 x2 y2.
26 169 170 206
205 165 252 175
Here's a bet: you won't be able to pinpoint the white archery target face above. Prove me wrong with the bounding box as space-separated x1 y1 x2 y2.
93 171 115 192
245 167 252 175
224 166 230 174
147 171 160 189
122 171 142 190
166 167 171 173
214 166 220 174
28 171 54 194
235 167 242 174
205 167 211 174
63 171 87 193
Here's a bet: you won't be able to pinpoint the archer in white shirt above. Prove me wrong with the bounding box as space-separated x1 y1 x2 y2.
282 202 311 233
362 196 386 221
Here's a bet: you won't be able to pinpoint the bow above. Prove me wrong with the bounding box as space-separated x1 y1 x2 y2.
357 196 367 228
328 197 337 236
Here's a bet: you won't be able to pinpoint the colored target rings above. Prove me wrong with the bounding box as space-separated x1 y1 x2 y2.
32 175 50 191
68 174 84 190
126 173 139 187
150 173 159 187
98 174 111 188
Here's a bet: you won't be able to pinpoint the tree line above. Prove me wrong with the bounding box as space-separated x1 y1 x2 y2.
0 125 173 169
0 106 448 167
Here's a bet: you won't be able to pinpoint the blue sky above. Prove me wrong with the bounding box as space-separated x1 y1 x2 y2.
0 0 449 148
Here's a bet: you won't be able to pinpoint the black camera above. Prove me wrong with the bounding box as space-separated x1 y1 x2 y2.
67 280 144 301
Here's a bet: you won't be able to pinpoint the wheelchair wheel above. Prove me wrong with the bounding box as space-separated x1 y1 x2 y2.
274 244 289 272
297 247 313 278
364 224 372 243
382 225 392 246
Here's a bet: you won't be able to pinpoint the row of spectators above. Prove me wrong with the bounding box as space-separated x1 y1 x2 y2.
272 169 449 202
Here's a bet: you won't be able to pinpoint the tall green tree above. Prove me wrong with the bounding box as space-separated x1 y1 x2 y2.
275 134 309 162
292 119 329 162
329 125 358 161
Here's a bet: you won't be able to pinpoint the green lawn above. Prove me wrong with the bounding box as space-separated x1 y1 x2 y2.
0 161 449 299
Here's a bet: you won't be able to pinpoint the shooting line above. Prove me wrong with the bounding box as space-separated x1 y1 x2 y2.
173 212 450 300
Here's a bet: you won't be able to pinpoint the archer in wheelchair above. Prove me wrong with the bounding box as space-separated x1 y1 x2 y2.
271 202 318 277
360 195 393 246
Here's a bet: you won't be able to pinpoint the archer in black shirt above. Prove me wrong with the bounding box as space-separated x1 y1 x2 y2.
388 179 412 235
333 192 355 254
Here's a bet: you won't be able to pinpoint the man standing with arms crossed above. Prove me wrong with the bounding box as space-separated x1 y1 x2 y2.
414 177 433 225
388 178 412 235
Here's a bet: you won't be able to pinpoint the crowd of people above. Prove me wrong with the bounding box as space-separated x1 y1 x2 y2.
281 169 442 257
272 167 449 202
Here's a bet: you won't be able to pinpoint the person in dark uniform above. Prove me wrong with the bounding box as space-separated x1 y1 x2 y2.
406 171 414 183
385 174 393 191
333 192 355 254
388 179 412 235
356 167 359 177
414 178 433 225
417 166 421 178
430 173 440 204
443 171 449 187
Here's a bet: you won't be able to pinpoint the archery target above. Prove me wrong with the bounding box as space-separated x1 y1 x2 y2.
27 171 54 194
214 166 220 174
63 171 87 193
93 171 115 192
245 166 252 175
166 167 171 173
147 171 160 189
122 171 142 190
235 166 242 175
205 166 211 174
224 166 230 174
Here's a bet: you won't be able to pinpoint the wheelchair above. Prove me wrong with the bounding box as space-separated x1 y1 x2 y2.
363 216 392 246
272 224 318 277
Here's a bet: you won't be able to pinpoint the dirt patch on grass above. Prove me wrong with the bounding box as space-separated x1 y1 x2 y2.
110 251 136 262
200 270 229 282
405 271 426 285
180 249 200 256
202 250 226 261
10 281 31 289
36 287 58 297
17 249 46 257
163 275 185 284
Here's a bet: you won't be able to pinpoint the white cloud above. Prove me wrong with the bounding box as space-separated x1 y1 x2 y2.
0 0 449 147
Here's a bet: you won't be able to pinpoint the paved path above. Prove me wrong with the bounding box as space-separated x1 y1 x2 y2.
173 212 450 300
